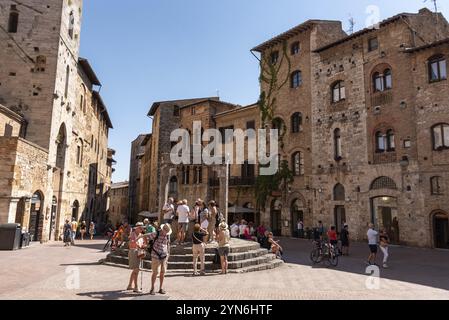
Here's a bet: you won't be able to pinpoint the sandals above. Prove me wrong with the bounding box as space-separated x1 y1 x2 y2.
149 289 155 295
159 289 166 295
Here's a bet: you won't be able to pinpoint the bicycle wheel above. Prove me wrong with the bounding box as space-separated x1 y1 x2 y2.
103 239 111 252
310 248 321 264
328 250 339 267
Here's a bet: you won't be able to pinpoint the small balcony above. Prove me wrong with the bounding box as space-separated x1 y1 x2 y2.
373 151 397 164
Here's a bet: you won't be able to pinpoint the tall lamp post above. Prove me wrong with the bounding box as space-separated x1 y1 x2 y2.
224 153 230 224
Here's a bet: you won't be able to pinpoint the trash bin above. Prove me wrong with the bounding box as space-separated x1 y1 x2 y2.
0 223 22 250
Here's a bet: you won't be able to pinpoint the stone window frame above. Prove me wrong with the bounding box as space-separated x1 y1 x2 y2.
370 176 397 190
291 151 304 176
8 5 19 33
374 125 396 154
270 51 279 65
291 70 302 88
290 112 302 133
331 80 346 104
368 37 379 52
428 54 447 83
372 67 393 93
333 183 346 201
432 123 449 151
430 176 444 195
291 41 300 55
68 11 75 39
333 128 342 161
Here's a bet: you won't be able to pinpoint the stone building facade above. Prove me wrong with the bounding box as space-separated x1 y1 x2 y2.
109 181 129 226
133 8 449 248
128 134 147 223
247 8 449 247
0 0 114 241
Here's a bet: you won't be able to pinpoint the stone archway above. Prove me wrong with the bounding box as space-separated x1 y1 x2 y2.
432 211 449 249
29 191 44 242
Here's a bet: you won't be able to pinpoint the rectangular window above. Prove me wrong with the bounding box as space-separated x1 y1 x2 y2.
4 124 13 137
270 51 279 65
403 140 411 148
246 121 255 130
368 37 378 52
76 146 81 165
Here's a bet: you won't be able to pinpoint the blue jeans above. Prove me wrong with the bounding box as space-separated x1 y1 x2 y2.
71 231 76 242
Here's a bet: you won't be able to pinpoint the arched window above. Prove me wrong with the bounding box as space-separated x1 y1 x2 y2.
291 152 303 176
72 201 79 220
386 129 395 151
291 70 302 88
68 11 75 39
332 81 345 103
373 69 393 92
432 123 449 150
429 55 447 82
291 112 302 133
370 176 397 190
376 131 385 152
333 184 345 201
373 72 383 92
64 65 70 99
193 167 203 184
334 129 342 160
8 6 19 33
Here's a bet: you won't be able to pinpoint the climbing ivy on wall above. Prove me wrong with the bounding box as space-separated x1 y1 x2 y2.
255 41 294 210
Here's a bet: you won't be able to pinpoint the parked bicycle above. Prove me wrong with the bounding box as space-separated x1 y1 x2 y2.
310 240 339 267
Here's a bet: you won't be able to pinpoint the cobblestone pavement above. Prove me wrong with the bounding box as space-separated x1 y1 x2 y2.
0 237 448 300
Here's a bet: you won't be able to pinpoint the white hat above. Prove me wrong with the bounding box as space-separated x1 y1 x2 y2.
161 223 172 236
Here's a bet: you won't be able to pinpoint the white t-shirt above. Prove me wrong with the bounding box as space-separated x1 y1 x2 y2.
230 224 239 237
163 203 174 220
367 228 378 245
239 224 246 236
176 204 190 223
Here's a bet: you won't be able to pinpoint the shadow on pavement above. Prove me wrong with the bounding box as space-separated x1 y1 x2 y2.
77 290 168 300
60 262 102 266
281 237 449 291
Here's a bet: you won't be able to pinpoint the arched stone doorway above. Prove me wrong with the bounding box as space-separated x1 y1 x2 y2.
369 176 400 244
29 191 44 242
270 199 282 236
290 198 304 237
432 211 449 249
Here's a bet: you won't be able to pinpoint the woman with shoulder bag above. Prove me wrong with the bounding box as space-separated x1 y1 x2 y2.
192 224 209 276
379 228 390 269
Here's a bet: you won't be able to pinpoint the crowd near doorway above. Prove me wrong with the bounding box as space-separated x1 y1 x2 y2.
433 211 449 249
29 191 43 242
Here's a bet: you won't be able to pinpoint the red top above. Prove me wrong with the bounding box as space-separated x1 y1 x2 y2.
327 230 337 241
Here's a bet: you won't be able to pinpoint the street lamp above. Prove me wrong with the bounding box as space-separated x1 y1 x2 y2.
224 153 230 224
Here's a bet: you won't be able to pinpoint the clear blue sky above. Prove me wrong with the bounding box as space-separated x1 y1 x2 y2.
79 0 448 182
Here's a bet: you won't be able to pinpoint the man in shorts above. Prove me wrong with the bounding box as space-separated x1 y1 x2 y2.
367 223 378 265
176 199 190 245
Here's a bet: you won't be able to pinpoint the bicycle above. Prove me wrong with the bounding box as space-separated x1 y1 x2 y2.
310 240 339 267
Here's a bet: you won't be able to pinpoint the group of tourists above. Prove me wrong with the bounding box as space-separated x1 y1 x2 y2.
311 220 391 268
62 218 96 246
